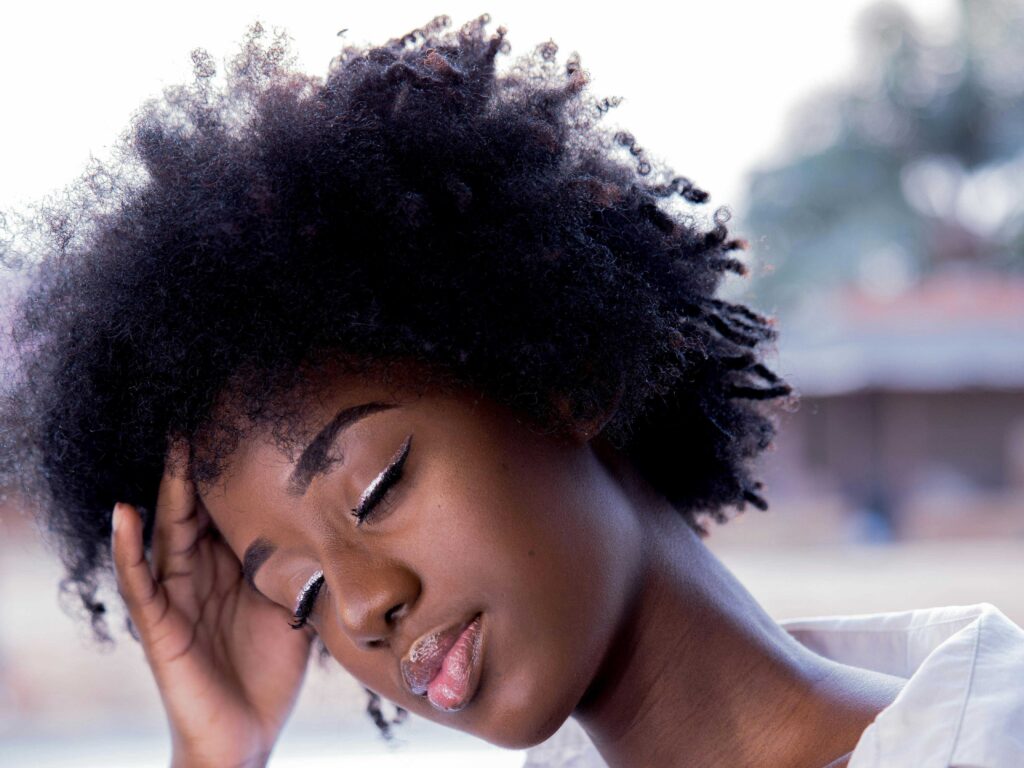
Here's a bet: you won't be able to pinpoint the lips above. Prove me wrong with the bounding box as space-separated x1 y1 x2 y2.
401 612 481 697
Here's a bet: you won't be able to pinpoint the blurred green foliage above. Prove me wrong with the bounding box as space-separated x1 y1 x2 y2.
739 0 1024 314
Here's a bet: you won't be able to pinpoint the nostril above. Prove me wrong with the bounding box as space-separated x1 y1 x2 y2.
384 603 405 625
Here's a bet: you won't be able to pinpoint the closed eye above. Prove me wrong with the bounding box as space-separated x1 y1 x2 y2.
290 569 324 630
287 433 413 629
350 433 412 526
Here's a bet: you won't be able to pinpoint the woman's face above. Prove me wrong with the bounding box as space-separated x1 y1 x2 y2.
198 371 642 749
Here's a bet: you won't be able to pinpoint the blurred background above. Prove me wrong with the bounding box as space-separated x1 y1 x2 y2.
1 0 1022 765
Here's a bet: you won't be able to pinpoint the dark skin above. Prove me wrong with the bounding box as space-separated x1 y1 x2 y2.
112 367 905 767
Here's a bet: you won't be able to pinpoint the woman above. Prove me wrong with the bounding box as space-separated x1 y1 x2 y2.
1 14 1021 768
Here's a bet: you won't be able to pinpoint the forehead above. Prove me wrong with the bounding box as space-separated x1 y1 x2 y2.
204 361 439 469
194 368 493 535
194 372 412 522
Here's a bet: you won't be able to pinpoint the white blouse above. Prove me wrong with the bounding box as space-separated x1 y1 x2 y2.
522 603 1024 768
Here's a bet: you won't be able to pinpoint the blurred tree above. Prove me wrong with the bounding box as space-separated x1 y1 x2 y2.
738 0 1024 314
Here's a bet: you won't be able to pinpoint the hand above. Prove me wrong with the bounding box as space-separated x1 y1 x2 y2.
111 442 314 768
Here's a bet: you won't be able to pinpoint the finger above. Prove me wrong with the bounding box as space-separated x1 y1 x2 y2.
205 520 247 599
111 501 169 631
151 442 204 582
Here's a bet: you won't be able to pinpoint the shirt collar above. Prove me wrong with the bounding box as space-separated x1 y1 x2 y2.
780 603 1024 768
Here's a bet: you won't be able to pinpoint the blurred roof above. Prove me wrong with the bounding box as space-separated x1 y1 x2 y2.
776 271 1024 395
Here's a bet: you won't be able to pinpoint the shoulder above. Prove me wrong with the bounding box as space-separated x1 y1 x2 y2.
786 603 1024 768
525 605 1024 768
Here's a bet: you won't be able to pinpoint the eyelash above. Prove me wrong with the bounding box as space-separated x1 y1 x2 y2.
350 433 413 526
289 433 413 631
289 570 324 630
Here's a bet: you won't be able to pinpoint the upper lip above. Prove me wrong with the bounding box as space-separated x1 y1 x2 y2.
400 613 480 696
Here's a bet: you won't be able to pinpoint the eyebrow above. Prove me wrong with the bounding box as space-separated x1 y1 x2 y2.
286 401 397 497
241 400 397 593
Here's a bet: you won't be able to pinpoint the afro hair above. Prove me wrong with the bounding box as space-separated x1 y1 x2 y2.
0 13 792 732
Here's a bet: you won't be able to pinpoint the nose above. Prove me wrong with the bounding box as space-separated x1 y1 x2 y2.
329 554 420 650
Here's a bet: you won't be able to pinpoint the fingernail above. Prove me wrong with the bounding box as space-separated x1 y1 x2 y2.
112 502 122 531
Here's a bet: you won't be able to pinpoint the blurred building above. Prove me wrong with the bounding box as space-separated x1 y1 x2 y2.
757 270 1024 542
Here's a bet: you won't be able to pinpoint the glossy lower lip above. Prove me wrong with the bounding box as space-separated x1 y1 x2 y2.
401 612 479 696
425 612 484 713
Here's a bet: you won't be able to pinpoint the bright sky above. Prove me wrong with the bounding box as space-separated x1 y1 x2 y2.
0 0 956 215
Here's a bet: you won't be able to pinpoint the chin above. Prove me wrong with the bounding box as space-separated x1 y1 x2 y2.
473 715 571 752
465 669 586 751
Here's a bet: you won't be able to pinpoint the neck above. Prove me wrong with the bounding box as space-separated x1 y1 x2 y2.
571 482 904 768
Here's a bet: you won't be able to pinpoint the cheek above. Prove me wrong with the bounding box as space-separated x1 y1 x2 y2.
426 470 629 732
316 426 638 744
436 444 626 618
